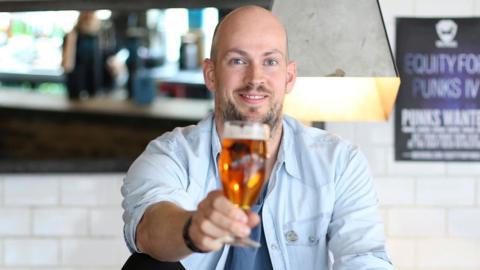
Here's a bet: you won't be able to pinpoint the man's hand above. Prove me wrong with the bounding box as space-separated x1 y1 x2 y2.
187 190 260 252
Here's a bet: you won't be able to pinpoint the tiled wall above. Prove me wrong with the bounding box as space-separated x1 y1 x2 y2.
0 175 129 269
1 0 480 269
330 1 480 269
329 114 480 270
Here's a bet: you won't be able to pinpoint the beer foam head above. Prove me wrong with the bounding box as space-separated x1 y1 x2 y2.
223 121 270 140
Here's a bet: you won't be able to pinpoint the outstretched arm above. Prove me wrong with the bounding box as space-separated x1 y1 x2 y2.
135 190 259 262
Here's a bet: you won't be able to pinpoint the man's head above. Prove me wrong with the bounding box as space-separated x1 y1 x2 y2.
203 6 296 133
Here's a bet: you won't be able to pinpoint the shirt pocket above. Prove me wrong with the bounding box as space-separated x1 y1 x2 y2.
282 215 330 269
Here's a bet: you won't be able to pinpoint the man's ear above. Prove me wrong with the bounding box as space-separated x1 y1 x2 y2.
285 60 297 94
203 58 216 93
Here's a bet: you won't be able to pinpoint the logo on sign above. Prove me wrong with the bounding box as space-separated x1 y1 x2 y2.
435 19 458 48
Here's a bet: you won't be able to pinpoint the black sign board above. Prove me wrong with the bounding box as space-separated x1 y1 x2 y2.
395 18 480 161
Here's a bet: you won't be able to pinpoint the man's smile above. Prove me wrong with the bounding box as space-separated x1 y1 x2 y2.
238 93 268 105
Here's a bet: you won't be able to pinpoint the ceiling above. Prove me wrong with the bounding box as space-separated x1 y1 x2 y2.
0 0 271 12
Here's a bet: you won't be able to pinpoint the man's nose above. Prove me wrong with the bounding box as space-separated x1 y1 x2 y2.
245 63 265 87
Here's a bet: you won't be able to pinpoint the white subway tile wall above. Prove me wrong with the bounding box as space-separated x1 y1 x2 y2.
447 162 480 176
61 238 130 266
60 176 123 206
414 0 475 16
355 119 394 146
0 1 479 269
363 146 389 175
33 208 89 236
448 208 480 237
388 208 446 237
416 178 476 206
4 239 59 266
0 174 128 269
4 177 59 206
386 147 448 176
90 208 124 236
416 238 480 269
0 239 4 265
386 239 416 269
477 179 480 205
0 209 30 236
375 177 415 206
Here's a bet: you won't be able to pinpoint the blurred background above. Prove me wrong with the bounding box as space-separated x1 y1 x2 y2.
0 0 479 269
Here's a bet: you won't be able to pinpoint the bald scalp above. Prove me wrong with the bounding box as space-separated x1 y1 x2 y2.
209 5 289 63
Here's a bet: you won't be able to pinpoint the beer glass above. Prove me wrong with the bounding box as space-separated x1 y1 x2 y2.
218 121 269 248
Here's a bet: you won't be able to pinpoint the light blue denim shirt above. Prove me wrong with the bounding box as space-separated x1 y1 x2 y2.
121 114 393 270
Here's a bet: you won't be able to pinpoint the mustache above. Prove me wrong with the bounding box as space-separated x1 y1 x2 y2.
234 83 271 94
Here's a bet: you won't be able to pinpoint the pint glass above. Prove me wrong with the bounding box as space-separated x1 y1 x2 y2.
218 121 269 247
219 121 269 209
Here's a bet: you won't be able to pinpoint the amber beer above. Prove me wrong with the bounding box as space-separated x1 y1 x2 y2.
219 121 269 209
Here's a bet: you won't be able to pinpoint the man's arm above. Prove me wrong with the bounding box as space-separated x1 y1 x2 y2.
136 201 192 261
136 190 260 262
328 146 393 269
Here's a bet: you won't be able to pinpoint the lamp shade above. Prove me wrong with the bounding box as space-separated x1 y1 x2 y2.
272 0 400 121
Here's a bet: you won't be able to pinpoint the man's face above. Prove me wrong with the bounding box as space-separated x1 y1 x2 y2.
204 9 296 131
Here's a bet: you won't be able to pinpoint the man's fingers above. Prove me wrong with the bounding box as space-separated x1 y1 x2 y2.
246 210 261 227
194 217 229 239
211 194 248 223
202 190 248 223
189 222 223 251
198 208 250 237
199 235 224 251
195 190 255 240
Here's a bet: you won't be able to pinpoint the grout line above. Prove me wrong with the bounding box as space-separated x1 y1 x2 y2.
58 237 62 266
0 179 3 207
474 178 479 207
30 206 34 237
444 207 449 236
0 238 3 266
413 238 418 269
87 207 92 236
58 178 63 206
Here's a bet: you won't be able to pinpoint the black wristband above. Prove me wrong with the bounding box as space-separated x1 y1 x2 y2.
182 216 207 253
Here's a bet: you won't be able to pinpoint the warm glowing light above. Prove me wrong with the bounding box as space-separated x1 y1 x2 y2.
284 77 401 121
223 163 228 170
233 183 239 192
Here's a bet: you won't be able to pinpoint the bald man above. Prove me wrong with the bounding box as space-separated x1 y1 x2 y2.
122 6 393 270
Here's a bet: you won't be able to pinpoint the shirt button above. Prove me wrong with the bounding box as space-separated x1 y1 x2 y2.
308 235 318 244
270 243 279 250
285 230 299 243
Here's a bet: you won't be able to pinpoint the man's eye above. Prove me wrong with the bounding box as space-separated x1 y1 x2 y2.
231 58 246 65
265 59 279 66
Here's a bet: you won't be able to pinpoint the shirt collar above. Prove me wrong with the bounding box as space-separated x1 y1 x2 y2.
277 116 301 179
210 115 222 179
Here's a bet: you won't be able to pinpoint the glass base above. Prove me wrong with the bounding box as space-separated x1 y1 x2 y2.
215 235 261 248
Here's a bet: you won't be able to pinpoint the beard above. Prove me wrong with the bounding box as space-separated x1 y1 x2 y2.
219 85 283 134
